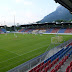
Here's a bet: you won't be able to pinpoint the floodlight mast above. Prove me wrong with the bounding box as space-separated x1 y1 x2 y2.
4 21 7 33
14 15 15 31
14 15 16 36
14 15 17 37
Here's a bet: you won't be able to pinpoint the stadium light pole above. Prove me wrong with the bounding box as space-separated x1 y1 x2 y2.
14 15 17 38
4 21 7 35
14 15 16 36
14 15 15 31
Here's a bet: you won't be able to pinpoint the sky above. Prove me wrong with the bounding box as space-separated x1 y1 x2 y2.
0 0 59 26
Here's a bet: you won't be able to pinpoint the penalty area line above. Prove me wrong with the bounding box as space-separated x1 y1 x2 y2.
0 44 49 63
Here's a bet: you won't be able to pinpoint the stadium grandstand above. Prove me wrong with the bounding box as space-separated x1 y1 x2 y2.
0 0 72 72
7 39 72 72
18 23 72 34
28 43 72 72
0 26 6 33
6 23 72 72
7 0 72 72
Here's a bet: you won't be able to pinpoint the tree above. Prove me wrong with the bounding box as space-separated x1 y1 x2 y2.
55 20 67 22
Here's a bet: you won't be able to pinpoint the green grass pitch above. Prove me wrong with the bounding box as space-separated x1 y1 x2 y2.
0 33 72 72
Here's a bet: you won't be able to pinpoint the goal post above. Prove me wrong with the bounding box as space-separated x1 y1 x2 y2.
51 36 63 44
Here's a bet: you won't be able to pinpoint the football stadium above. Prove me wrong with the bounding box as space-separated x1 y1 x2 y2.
0 0 72 72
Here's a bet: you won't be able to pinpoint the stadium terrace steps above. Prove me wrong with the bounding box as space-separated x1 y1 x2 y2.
24 29 31 32
49 47 72 72
64 28 72 33
2 29 6 32
22 29 27 32
28 42 72 72
51 28 60 33
19 28 72 33
18 29 24 32
39 30 46 33
65 61 72 72
58 28 66 33
32 30 39 33
0 29 6 33
58 57 72 72
28 29 33 32
45 29 53 33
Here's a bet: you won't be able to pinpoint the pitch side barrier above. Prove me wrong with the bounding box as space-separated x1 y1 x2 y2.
8 39 72 72
43 33 72 35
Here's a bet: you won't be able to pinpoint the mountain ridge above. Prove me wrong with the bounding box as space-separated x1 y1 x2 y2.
40 6 72 23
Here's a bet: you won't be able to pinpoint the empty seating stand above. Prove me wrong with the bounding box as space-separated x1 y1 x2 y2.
18 29 24 32
0 29 6 33
51 28 59 33
18 29 26 32
58 28 66 33
18 28 72 33
66 61 72 72
64 28 72 33
45 29 53 33
29 43 72 72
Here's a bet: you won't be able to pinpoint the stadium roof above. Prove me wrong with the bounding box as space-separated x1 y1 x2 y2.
55 0 72 13
20 23 72 27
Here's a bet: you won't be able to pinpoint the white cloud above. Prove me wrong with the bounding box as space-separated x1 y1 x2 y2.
24 1 32 5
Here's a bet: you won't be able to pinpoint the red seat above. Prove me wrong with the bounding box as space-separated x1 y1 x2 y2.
44 67 48 72
33 66 37 71
67 55 68 59
62 58 64 62
59 61 62 68
49 63 53 69
54 58 58 64
35 68 40 72
66 66 70 72
50 69 56 72
56 58 59 62
44 62 48 67
37 64 41 68
64 57 67 62
44 66 49 72
61 61 64 65
59 61 62 65
41 70 44 72
70 62 72 67
55 64 59 71
40 65 44 71
69 66 72 72
41 62 44 65
48 60 51 64
52 61 54 66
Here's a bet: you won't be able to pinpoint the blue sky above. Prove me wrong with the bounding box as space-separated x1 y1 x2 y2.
0 0 59 26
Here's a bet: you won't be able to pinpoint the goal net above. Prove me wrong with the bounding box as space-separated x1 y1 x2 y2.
51 36 63 44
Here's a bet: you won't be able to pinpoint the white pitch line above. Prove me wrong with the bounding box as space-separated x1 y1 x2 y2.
0 44 48 63
0 48 19 56
0 52 42 70
12 39 48 53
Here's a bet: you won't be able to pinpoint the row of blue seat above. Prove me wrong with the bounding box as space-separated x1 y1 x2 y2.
59 46 72 59
51 48 65 62
44 48 64 63
29 44 72 72
68 48 72 57
44 45 70 63
51 46 70 61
